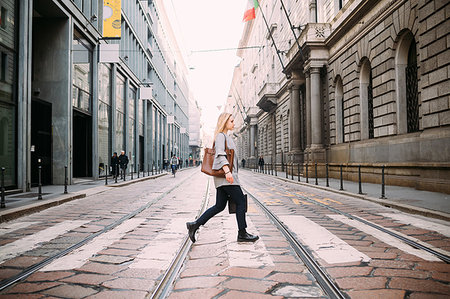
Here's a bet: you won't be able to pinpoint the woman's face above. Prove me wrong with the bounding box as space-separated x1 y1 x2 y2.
225 116 235 131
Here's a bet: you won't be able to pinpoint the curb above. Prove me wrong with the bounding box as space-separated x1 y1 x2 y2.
106 172 167 187
255 171 450 222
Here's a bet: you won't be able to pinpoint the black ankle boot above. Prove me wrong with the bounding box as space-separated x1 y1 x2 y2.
237 229 259 242
186 221 200 243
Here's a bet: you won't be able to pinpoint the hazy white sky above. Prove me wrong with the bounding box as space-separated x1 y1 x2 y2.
163 0 247 135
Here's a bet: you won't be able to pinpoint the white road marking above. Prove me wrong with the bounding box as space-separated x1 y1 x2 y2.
224 216 274 267
130 218 188 269
379 213 450 238
42 218 145 271
279 215 371 264
0 220 89 264
329 215 440 261
0 222 39 235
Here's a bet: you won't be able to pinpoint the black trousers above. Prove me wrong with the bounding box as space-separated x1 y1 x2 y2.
196 185 247 230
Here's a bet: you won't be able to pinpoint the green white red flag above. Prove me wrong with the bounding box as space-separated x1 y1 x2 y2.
243 0 259 22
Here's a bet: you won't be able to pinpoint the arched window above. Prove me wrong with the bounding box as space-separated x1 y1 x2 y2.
335 76 344 143
360 59 374 139
395 30 419 134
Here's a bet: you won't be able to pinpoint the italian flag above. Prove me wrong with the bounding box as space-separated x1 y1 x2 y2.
243 0 259 22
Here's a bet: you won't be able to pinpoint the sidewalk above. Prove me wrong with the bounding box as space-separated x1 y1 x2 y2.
0 167 179 222
245 168 450 220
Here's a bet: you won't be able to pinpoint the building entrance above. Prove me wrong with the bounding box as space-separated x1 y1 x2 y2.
73 109 92 177
31 99 52 186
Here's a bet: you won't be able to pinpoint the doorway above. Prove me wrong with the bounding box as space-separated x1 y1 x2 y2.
31 99 52 186
73 109 92 177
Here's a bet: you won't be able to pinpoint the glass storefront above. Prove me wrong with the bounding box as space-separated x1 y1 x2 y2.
72 31 92 113
116 73 125 153
129 85 136 165
0 1 17 187
98 64 111 175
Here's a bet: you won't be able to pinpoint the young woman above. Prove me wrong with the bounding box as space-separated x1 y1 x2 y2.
186 113 259 243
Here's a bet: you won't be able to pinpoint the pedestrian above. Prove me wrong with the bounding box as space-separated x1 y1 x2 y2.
118 150 129 178
258 155 265 171
186 113 259 243
111 152 119 178
170 155 179 176
241 158 246 168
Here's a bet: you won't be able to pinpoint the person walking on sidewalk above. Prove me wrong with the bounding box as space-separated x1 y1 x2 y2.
186 113 259 243
111 152 119 178
170 155 179 176
118 150 129 179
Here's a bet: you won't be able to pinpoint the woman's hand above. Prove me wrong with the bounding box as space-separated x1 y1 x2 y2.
225 172 234 184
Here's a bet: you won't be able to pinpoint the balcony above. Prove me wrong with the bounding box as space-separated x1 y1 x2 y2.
257 82 278 112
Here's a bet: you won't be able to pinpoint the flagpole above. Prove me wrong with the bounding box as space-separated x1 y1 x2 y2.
279 0 305 62
255 0 290 78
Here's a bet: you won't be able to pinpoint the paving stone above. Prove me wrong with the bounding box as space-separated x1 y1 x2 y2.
60 273 114 285
270 255 299 263
117 268 163 279
272 263 306 273
86 290 148 299
109 242 144 250
98 248 141 256
0 294 44 299
89 255 134 264
185 257 228 268
262 240 290 247
432 271 450 282
189 245 227 259
222 278 277 293
365 251 398 259
369 260 414 269
101 277 156 291
389 277 450 294
408 292 450 299
335 277 387 290
272 285 325 297
219 267 273 279
75 262 128 275
168 288 223 299
43 284 98 298
4 282 61 294
0 256 46 268
0 268 22 280
26 271 74 282
347 289 406 299
180 265 226 278
266 273 312 285
326 266 373 278
373 268 429 279
219 290 283 299
173 277 227 290
416 262 450 272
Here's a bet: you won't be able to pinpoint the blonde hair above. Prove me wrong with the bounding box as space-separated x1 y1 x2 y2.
213 112 232 141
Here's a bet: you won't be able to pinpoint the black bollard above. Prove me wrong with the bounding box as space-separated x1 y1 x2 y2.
152 162 154 175
275 163 277 176
115 165 118 183
306 163 309 183
271 163 273 176
131 165 133 180
291 163 294 180
298 164 300 182
1 167 5 208
380 165 386 199
148 164 150 176
339 164 344 191
105 165 108 185
285 163 288 179
38 166 43 200
326 163 329 187
138 164 140 178
315 163 318 185
124 167 126 181
358 165 363 194
65 165 69 193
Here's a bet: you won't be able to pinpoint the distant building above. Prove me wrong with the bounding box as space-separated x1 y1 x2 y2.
4 0 194 191
226 0 450 193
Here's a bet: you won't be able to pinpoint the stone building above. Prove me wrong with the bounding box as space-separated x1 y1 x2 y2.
3 0 196 191
225 0 449 193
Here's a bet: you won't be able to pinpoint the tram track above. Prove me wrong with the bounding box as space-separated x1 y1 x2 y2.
0 174 199 292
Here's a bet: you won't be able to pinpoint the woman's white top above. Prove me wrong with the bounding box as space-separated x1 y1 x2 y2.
212 133 240 188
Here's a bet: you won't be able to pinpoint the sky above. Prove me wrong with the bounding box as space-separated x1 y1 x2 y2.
162 0 247 136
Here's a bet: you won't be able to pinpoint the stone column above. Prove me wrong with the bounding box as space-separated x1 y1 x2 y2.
249 124 256 158
310 67 323 148
290 84 301 152
305 72 311 149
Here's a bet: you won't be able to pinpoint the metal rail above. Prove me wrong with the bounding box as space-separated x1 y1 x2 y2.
150 179 211 299
0 175 193 292
243 187 346 299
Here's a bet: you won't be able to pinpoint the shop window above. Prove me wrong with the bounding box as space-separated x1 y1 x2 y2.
335 76 344 143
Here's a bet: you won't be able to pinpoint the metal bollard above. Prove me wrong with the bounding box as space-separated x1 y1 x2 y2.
131 165 133 180
65 165 69 193
152 163 154 175
285 163 288 179
138 164 140 178
124 167 126 181
380 165 386 199
298 164 300 182
275 163 277 176
148 164 150 176
315 163 318 185
1 167 5 208
339 164 344 190
38 166 43 200
326 163 329 187
115 165 118 183
358 165 363 194
306 163 309 183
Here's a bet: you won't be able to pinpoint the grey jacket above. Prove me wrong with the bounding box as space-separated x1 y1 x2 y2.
212 133 240 188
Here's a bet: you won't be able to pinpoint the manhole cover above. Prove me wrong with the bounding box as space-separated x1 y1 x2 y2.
11 193 51 198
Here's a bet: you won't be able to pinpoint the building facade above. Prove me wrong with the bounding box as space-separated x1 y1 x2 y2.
226 0 450 193
5 0 196 191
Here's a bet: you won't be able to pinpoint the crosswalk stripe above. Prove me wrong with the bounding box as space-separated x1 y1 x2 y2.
279 215 371 264
41 218 146 271
0 220 89 264
379 213 450 238
329 214 440 261
0 222 39 236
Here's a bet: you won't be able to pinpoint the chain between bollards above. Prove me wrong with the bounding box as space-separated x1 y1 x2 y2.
326 163 329 187
358 165 363 194
1 167 5 208
339 164 344 191
64 166 69 193
315 163 318 185
380 165 386 199
38 165 43 200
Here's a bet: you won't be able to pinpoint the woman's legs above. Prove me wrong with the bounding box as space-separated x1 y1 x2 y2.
221 185 247 230
196 187 228 225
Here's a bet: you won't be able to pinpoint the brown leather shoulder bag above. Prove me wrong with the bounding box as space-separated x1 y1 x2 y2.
201 134 234 178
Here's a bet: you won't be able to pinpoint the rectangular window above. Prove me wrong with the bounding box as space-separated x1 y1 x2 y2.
0 52 6 81
1 7 7 29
